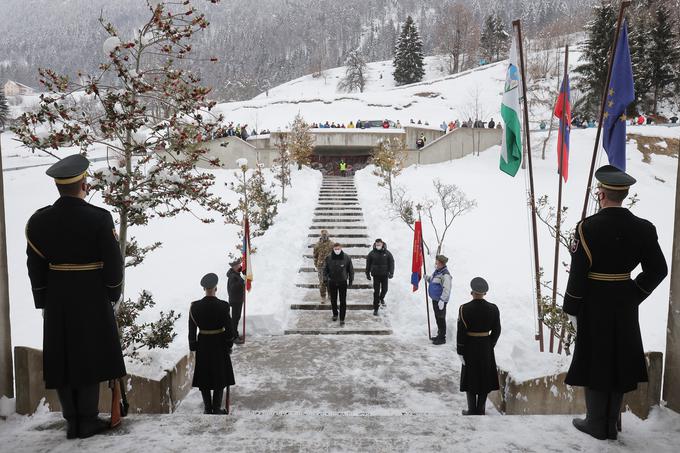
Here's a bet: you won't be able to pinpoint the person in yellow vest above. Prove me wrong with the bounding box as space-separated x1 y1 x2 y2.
339 160 347 177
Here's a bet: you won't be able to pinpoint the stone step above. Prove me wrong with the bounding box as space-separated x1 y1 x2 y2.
312 218 364 223
296 283 373 289
300 288 374 301
315 207 363 210
314 212 363 217
309 225 366 229
317 202 360 206
306 242 370 248
317 198 359 202
284 311 392 335
299 266 368 273
302 258 367 270
290 302 375 310
303 253 366 260
308 232 369 237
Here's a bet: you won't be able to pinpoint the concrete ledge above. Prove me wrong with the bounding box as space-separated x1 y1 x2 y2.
490 351 663 419
14 346 194 415
284 329 392 335
290 303 374 310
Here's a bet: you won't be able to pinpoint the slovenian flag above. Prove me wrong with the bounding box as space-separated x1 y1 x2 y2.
242 217 253 291
411 220 424 291
554 74 571 182
500 30 523 177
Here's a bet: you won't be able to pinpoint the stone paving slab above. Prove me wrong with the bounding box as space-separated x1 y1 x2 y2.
285 311 392 335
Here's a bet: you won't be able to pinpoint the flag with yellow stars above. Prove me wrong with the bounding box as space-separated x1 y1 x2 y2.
602 20 634 171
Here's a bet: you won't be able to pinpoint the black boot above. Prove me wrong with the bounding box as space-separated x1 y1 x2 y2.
212 388 226 415
476 392 488 415
462 392 477 415
572 388 608 440
201 389 213 414
373 309 379 316
76 384 108 439
607 392 624 440
57 388 78 439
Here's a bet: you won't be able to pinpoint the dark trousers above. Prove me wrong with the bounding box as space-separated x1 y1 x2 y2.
372 276 388 310
200 387 226 414
584 387 624 438
57 383 100 421
466 391 488 415
231 301 243 336
329 282 348 321
432 299 447 338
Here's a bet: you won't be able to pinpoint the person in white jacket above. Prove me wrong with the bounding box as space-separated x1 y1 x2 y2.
426 255 452 345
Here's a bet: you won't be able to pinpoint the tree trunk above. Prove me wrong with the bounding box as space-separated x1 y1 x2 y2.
388 173 393 204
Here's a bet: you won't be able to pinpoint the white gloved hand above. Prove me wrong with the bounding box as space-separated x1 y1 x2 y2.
568 314 578 330
438 300 445 311
459 354 465 366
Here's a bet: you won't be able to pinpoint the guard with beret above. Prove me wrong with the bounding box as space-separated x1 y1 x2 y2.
189 273 236 414
25 154 125 439
564 165 668 440
457 277 501 416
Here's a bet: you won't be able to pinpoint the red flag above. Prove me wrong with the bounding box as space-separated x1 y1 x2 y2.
411 221 423 291
554 76 571 182
242 217 253 291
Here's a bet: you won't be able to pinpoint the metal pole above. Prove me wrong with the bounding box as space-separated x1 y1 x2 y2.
418 210 432 340
514 19 545 352
241 167 248 343
581 2 631 220
663 139 680 413
0 131 13 398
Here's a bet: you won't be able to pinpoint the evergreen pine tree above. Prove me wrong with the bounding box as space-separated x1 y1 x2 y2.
574 1 617 117
648 5 680 114
393 16 425 86
0 91 8 130
629 10 653 114
338 50 367 93
479 14 509 63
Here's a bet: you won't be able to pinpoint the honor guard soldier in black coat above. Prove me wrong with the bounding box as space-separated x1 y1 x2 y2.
189 273 236 414
564 165 668 441
25 154 125 439
227 259 245 344
457 277 501 415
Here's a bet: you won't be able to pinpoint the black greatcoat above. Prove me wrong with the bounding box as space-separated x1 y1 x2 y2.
25 197 125 389
457 299 501 393
563 208 667 393
188 296 236 389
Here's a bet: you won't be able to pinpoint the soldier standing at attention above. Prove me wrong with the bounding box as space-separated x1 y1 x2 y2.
227 258 245 344
313 229 334 301
457 277 501 416
25 154 125 439
426 255 452 345
564 165 668 441
189 273 236 415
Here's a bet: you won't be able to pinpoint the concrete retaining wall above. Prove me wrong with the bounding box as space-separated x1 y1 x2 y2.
407 128 502 166
490 351 663 419
14 346 194 415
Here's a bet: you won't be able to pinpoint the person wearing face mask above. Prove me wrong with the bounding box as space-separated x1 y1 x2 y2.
25 155 125 439
323 243 354 325
227 258 246 344
313 229 334 300
425 255 452 345
457 277 500 416
563 165 668 441
365 238 394 315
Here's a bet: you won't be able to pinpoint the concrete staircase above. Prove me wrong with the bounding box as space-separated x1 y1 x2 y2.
286 176 392 335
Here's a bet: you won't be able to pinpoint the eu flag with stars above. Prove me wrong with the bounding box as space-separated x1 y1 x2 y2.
602 20 634 171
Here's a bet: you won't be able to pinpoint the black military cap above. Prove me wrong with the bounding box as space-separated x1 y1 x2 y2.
595 165 636 191
46 154 90 185
229 258 241 267
470 277 489 294
200 273 219 289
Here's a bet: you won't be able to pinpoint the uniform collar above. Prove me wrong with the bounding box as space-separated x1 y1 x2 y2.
54 196 87 207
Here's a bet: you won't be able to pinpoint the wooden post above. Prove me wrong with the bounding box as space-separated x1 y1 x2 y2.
0 131 13 399
514 19 545 352
581 2 632 220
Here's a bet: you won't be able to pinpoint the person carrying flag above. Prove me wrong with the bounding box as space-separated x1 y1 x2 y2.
227 258 246 344
425 255 452 345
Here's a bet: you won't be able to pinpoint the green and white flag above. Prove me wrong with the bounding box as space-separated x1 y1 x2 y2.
500 32 523 177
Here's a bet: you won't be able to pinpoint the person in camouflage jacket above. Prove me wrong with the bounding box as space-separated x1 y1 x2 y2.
313 229 334 299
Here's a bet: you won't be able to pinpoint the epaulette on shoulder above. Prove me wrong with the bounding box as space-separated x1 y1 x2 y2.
84 203 111 215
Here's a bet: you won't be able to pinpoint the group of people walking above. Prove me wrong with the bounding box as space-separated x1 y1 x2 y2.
26 154 668 443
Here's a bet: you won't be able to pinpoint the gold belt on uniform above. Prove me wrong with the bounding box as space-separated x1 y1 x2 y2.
467 331 491 337
49 262 104 271
199 328 226 335
587 272 631 282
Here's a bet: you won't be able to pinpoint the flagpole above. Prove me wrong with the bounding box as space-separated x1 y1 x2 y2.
514 19 545 352
580 1 631 219
242 167 248 344
418 208 433 340
551 45 569 354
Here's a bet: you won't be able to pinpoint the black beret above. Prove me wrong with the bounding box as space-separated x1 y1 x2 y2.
200 273 219 289
595 165 636 190
46 154 90 184
471 277 489 294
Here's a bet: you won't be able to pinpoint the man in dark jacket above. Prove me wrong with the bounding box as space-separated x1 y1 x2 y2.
189 273 236 415
25 155 125 439
365 238 394 315
457 277 501 416
227 259 245 344
323 243 354 326
563 165 668 441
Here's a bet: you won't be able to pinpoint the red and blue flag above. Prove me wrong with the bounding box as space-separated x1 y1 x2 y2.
554 74 571 182
242 217 253 291
411 221 423 291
